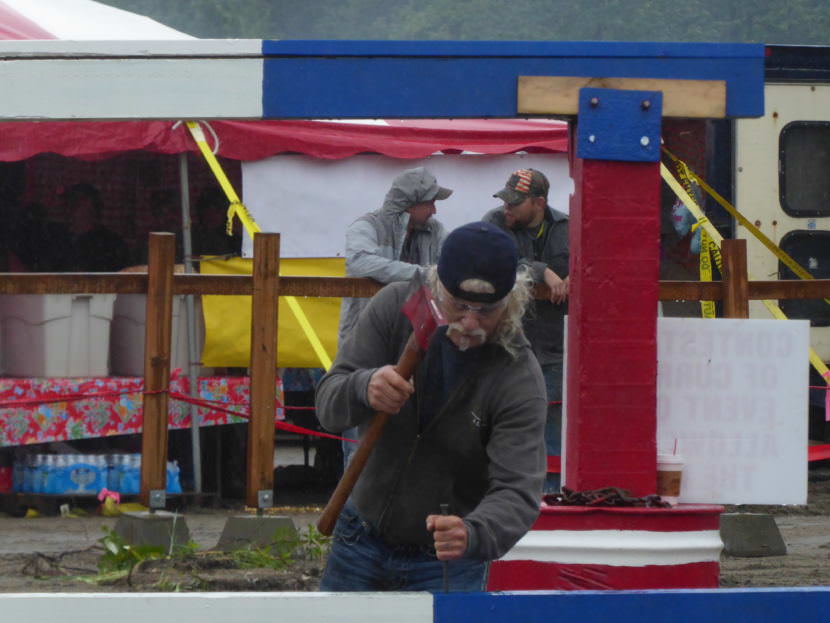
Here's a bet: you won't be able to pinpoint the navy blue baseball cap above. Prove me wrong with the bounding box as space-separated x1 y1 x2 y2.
437 222 518 303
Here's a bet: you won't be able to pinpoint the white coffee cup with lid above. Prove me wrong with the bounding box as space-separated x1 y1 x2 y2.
657 454 684 505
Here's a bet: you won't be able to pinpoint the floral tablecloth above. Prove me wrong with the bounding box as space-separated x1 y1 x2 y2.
0 373 283 447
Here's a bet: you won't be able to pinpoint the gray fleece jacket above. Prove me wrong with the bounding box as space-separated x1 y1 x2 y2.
316 280 547 561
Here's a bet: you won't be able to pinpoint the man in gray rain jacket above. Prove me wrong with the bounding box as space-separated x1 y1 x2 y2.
338 166 452 464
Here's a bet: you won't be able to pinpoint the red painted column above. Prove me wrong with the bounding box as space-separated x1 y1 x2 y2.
565 155 661 496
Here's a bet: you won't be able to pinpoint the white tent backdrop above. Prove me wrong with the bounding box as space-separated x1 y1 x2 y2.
242 152 572 258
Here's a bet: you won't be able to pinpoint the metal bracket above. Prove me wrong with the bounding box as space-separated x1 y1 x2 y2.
149 489 166 510
576 87 663 162
257 489 273 509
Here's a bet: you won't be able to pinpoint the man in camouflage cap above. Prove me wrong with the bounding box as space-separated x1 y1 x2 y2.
484 168 569 493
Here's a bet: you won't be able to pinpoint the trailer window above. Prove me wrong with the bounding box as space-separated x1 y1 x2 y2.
780 122 830 217
779 230 830 326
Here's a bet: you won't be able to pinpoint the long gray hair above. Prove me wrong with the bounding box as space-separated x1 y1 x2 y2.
426 265 533 359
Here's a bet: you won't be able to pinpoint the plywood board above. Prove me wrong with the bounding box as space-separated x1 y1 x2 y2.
518 76 727 118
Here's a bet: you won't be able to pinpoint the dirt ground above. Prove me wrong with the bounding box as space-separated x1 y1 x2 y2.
719 465 830 587
0 467 829 592
0 505 327 593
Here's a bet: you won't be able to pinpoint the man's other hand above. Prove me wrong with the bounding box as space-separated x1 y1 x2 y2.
426 513 468 561
367 364 414 413
544 268 569 304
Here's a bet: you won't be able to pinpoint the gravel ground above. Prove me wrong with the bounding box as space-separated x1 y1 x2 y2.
718 466 830 587
1 467 828 592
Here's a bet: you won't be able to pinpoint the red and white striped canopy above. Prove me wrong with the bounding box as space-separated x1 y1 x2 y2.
0 3 568 162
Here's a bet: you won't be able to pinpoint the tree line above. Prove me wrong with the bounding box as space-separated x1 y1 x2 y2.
105 0 830 45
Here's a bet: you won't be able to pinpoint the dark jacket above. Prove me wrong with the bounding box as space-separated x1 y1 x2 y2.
70 226 130 272
316 280 546 561
483 205 569 366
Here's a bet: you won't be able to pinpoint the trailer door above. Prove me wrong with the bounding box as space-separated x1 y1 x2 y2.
735 83 830 361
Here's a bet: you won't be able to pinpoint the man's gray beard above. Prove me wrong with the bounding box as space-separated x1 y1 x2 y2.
446 323 487 351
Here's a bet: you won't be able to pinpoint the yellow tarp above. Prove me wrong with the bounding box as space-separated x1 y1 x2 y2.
199 257 345 368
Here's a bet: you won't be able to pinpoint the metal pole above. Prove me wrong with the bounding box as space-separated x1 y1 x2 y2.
179 152 202 494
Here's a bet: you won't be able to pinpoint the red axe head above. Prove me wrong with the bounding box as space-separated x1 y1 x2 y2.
401 271 446 351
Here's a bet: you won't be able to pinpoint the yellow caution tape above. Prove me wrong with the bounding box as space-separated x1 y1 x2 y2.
698 228 717 319
678 164 723 275
284 295 333 371
664 147 830 306
661 162 830 382
691 216 723 273
708 235 723 273
183 120 331 371
185 121 261 239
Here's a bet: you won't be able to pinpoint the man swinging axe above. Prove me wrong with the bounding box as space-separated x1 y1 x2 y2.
315 221 547 592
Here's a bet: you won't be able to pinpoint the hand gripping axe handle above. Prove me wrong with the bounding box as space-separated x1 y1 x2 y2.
317 275 445 536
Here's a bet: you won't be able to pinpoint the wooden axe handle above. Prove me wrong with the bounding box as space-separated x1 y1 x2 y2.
316 332 423 536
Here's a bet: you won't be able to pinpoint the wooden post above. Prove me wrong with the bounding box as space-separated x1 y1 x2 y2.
722 238 750 319
140 232 176 507
246 233 280 509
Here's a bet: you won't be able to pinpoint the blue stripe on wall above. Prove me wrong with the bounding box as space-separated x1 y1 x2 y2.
260 40 763 119
434 589 830 623
262 40 763 60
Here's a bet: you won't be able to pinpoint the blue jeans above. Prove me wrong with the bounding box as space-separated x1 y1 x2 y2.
541 361 563 494
320 504 488 592
341 426 358 468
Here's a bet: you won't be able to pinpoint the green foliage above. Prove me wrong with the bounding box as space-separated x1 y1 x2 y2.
96 527 199 571
66 523 329 589
298 523 331 561
231 543 293 569
230 523 331 568
154 572 185 592
71 528 200 587
74 569 131 586
101 0 830 44
97 527 166 573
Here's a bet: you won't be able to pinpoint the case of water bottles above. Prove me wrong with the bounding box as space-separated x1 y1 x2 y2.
12 453 182 496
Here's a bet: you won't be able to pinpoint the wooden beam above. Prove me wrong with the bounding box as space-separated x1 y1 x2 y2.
748 280 830 300
279 276 381 298
0 273 383 297
659 279 830 301
658 281 723 301
518 76 727 118
246 233 281 508
0 273 147 294
722 239 749 318
139 233 175 506
175 274 382 297
4 271 830 302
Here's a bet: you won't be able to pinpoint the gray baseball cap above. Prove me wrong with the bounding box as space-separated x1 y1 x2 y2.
385 167 452 211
